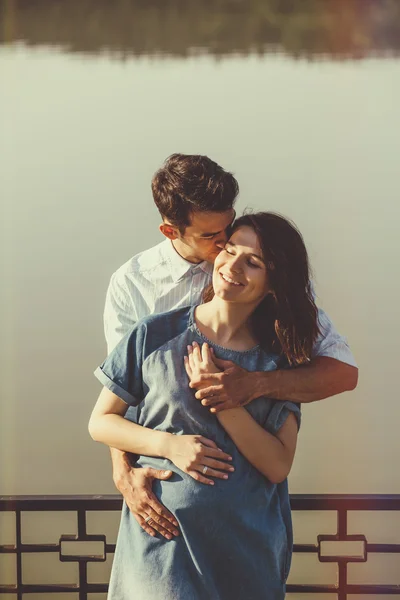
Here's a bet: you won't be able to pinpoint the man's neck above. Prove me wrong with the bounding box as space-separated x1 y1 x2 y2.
171 239 202 264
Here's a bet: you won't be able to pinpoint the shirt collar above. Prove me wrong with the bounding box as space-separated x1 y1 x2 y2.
161 239 213 283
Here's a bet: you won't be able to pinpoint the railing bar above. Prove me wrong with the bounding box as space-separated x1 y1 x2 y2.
79 559 87 600
286 584 338 592
293 543 318 553
77 509 87 537
15 509 22 600
22 543 59 552
0 495 124 511
338 510 347 537
1 494 399 511
368 543 400 553
11 584 80 592
0 545 16 553
338 562 347 600
290 494 400 510
345 584 400 593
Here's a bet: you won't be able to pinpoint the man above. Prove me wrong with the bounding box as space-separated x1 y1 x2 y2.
103 153 358 539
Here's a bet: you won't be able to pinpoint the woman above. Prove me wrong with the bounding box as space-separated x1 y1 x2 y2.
90 212 319 600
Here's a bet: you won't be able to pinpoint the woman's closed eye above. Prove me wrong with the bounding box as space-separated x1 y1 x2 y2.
223 247 261 269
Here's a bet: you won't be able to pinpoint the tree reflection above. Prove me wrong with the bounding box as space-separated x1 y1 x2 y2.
1 0 400 59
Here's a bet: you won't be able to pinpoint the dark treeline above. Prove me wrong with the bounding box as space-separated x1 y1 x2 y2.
1 0 400 59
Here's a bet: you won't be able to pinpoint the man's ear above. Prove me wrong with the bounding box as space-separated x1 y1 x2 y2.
159 222 179 240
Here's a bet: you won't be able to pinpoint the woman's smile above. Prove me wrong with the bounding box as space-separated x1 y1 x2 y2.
212 225 270 305
219 272 244 286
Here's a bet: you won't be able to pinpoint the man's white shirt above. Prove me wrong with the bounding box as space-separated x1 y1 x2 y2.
104 239 356 367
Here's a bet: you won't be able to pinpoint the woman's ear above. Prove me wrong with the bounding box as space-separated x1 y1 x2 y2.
159 223 179 240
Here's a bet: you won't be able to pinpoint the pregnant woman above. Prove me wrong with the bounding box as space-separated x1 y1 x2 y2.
89 212 320 600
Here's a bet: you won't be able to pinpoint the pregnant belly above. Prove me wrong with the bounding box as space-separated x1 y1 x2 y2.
134 456 289 584
136 455 269 519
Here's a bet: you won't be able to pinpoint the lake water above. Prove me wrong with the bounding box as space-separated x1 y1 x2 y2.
1 0 400 595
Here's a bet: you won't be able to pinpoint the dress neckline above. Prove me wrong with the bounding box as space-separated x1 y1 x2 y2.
188 305 261 355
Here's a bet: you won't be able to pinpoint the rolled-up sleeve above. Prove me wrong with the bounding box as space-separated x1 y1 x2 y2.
262 401 301 435
312 309 357 367
94 322 146 406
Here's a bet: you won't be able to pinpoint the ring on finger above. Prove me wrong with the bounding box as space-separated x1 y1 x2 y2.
202 466 208 475
144 515 153 525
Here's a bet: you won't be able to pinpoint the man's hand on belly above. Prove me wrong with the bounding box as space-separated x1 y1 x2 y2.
112 449 180 540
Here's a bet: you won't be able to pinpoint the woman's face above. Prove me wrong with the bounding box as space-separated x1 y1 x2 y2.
213 225 270 306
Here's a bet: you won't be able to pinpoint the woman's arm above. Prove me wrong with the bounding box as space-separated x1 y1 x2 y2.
89 387 172 457
89 387 234 485
216 408 298 483
184 342 298 483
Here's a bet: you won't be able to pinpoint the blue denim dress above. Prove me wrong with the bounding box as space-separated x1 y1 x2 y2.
95 305 301 600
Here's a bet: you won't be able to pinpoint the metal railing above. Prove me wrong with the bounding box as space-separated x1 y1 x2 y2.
0 494 399 599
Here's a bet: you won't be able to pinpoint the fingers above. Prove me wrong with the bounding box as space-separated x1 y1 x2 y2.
201 445 233 462
187 345 196 373
187 342 213 369
187 459 235 485
189 372 223 389
146 468 173 481
201 397 226 408
201 456 235 474
196 464 232 480
132 501 180 540
195 385 224 401
147 497 179 529
186 469 215 486
183 356 192 379
133 512 159 538
198 436 218 449
144 503 180 539
201 342 214 365
208 403 227 414
192 341 202 363
211 357 236 369
199 437 232 459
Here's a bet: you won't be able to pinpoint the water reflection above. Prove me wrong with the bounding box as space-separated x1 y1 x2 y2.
1 0 400 60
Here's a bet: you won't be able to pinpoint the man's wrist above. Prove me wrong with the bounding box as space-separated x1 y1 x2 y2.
110 447 132 480
250 370 274 401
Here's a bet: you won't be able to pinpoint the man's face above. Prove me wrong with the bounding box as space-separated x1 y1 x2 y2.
178 209 236 263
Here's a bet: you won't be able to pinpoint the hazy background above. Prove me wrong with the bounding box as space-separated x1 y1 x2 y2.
1 0 399 596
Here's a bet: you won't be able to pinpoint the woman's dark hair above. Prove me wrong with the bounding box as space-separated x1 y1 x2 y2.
151 154 239 232
204 212 320 366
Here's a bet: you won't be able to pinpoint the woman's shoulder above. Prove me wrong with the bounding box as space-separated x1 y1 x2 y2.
130 305 193 358
139 305 192 331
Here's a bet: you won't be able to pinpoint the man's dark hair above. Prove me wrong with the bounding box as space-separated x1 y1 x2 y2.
151 154 239 232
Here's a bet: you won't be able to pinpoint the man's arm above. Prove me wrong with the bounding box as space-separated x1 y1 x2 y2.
248 356 357 403
192 356 357 410
189 309 358 411
104 271 138 353
103 271 179 538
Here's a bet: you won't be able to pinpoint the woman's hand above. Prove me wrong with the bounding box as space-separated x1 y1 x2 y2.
184 341 221 379
166 434 234 485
